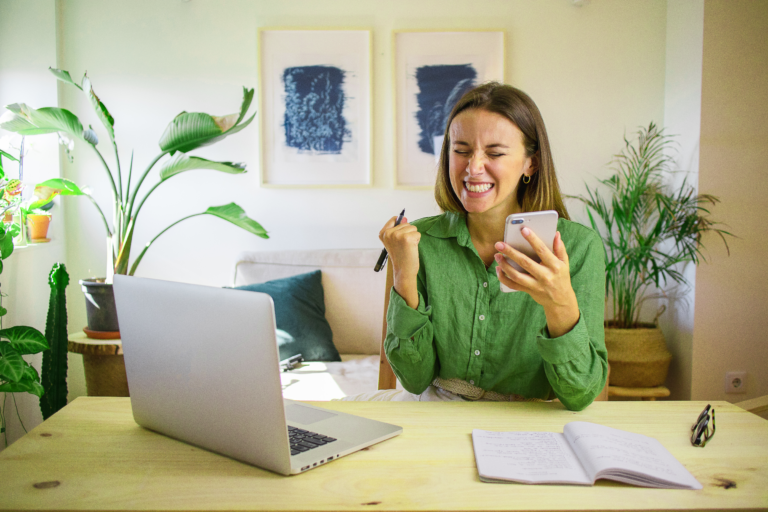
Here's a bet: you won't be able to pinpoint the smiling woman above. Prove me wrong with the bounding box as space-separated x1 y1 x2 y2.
363 82 608 411
448 109 533 219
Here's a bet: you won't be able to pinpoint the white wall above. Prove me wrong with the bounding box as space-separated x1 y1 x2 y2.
0 0 76 448
659 0 704 400
54 0 667 333
693 0 768 405
12 0 725 444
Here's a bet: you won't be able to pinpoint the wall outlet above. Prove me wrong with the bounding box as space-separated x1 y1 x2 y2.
725 371 747 394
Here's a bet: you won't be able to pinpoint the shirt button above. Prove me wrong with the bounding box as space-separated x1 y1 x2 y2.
483 282 488 288
479 315 485 321
474 350 480 356
469 380 475 385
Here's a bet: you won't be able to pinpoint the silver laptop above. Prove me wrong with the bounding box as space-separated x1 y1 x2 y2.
113 275 402 475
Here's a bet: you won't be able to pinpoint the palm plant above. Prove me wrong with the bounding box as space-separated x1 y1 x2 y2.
0 68 267 278
572 122 732 328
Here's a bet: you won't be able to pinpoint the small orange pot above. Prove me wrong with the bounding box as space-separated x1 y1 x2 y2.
26 214 51 240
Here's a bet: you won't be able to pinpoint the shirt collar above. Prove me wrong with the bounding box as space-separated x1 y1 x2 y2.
426 211 500 271
426 211 473 249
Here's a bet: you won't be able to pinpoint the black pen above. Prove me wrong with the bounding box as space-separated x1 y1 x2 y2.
374 209 405 272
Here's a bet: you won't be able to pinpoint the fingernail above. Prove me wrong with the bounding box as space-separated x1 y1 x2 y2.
522 227 531 236
495 242 505 251
494 253 502 262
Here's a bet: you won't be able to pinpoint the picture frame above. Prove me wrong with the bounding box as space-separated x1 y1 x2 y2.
259 29 372 187
394 31 505 188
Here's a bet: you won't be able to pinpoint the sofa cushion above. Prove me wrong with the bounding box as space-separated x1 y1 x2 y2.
235 270 341 362
233 249 386 355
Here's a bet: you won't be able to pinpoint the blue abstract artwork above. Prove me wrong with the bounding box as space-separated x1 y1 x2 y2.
282 65 351 154
414 64 477 155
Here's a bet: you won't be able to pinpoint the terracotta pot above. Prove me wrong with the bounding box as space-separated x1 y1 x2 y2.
604 323 672 387
26 214 51 240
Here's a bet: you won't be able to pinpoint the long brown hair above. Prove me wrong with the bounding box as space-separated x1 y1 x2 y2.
434 82 569 220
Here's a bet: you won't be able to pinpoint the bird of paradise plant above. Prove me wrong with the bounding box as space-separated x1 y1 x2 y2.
0 68 267 279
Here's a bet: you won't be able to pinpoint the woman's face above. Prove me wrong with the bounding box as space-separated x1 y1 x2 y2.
448 108 533 215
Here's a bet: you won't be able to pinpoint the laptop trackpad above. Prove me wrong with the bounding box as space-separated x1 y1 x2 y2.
285 404 337 425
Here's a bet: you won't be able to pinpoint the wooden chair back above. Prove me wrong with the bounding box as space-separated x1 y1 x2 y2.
377 259 610 400
378 260 398 390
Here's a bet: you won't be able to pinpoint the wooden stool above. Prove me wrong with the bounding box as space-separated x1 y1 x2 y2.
608 385 670 401
68 332 129 397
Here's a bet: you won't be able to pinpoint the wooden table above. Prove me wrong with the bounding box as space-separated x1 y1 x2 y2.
0 398 766 511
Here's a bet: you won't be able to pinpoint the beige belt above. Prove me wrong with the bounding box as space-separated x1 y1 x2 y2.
431 377 548 402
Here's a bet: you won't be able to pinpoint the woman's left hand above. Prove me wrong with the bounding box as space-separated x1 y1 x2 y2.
494 228 580 338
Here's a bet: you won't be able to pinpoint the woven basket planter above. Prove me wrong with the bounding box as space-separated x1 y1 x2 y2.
604 323 672 388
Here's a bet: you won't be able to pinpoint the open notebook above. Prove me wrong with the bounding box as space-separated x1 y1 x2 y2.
472 421 702 489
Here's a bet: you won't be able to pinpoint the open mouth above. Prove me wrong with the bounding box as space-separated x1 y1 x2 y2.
464 182 494 193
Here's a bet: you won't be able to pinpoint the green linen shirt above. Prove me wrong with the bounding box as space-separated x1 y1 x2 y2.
384 211 608 411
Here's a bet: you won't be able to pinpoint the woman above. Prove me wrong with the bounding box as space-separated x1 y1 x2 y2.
379 82 607 411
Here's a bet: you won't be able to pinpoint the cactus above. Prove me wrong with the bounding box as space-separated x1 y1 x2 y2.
40 263 69 420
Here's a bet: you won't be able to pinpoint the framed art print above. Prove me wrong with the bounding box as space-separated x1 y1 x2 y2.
394 31 505 188
259 29 371 187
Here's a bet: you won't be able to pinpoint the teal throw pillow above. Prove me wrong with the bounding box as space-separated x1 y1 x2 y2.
234 270 340 362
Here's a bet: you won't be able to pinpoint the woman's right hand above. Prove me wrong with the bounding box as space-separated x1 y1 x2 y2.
379 216 421 309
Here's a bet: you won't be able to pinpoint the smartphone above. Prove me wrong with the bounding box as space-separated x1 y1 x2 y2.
500 210 559 293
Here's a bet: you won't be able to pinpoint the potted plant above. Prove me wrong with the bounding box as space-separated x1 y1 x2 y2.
572 122 732 388
0 220 49 445
25 208 52 242
0 148 20 226
0 68 268 335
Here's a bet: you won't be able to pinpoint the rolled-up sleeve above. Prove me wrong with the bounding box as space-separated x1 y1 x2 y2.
384 286 438 394
537 231 608 411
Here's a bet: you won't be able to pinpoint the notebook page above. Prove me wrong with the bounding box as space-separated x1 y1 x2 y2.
472 430 592 485
563 422 702 489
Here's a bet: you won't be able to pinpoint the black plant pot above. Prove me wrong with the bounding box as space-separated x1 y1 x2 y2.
80 278 120 333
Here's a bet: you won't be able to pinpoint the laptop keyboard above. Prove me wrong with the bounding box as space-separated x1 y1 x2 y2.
288 426 337 456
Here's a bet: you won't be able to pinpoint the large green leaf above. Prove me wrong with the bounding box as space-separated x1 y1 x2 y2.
0 110 50 135
0 104 91 143
23 363 40 382
0 376 45 397
203 203 268 238
0 342 24 382
49 67 83 91
158 87 255 154
158 154 246 181
27 178 88 211
126 203 267 276
0 326 49 354
234 85 255 126
83 75 115 142
0 148 19 162
0 230 13 259
35 178 87 196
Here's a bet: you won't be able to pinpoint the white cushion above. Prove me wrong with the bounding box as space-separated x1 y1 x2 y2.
233 249 386 355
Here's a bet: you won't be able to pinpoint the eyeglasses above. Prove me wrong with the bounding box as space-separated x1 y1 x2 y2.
691 404 715 447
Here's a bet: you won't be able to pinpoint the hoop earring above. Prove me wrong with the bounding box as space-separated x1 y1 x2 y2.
523 174 531 184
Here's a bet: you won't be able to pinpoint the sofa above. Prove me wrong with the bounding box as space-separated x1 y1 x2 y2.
232 248 399 400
